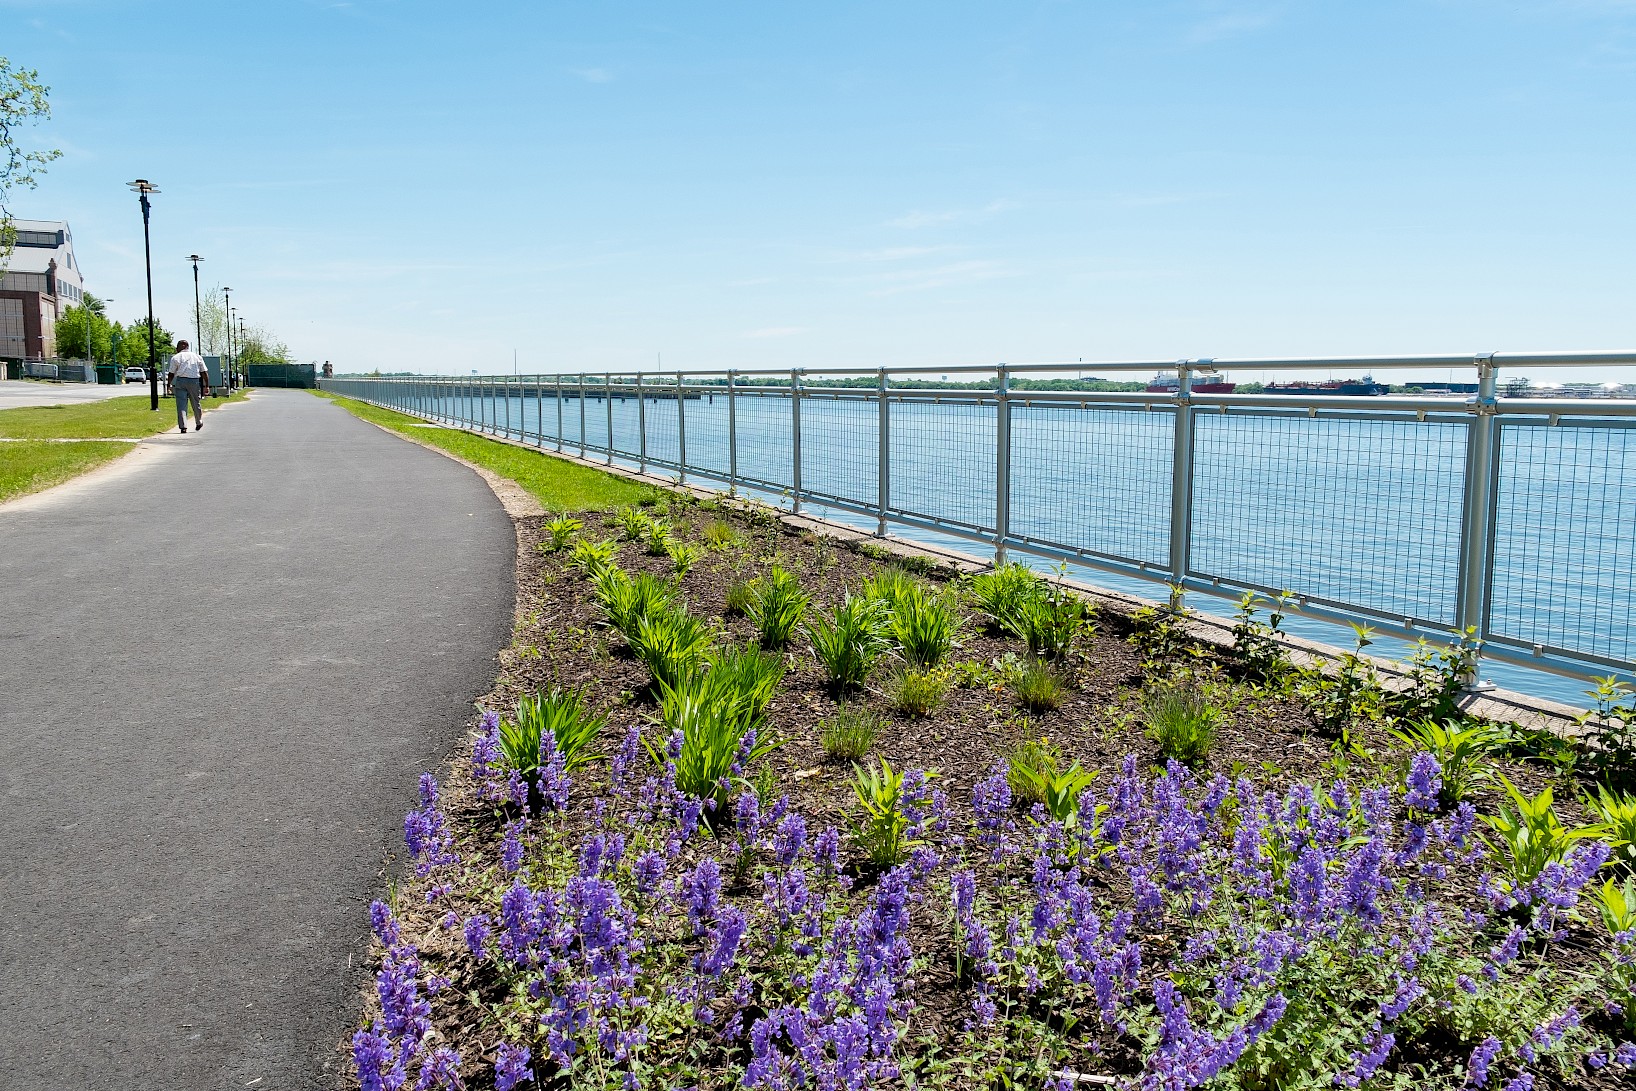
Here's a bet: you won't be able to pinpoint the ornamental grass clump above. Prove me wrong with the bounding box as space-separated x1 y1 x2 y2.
614 506 650 541
1012 656 1065 712
889 586 962 669
505 686 608 774
1142 682 1220 768
1005 736 1059 807
806 595 893 691
820 705 883 762
849 758 941 869
968 562 1041 634
591 566 676 639
887 665 950 718
703 519 741 550
746 566 809 650
861 569 925 615
649 650 783 817
1007 581 1092 661
724 579 755 618
627 603 715 692
1389 717 1504 809
568 536 620 579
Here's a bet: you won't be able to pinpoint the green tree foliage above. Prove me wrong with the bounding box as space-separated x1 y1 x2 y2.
1 57 62 265
55 295 114 361
112 318 177 369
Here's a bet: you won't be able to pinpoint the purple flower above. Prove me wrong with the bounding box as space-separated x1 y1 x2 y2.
1404 751 1442 811
1467 1036 1501 1087
494 1043 533 1090
814 826 843 878
471 711 503 798
501 820 526 875
370 900 399 947
1500 1076 1532 1091
681 858 722 936
353 1026 403 1091
463 914 491 960
416 1047 461 1089
1617 1042 1636 1066
632 850 666 894
1337 1030 1394 1087
773 812 808 868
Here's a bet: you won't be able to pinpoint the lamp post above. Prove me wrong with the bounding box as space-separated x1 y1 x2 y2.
127 179 161 409
188 254 204 389
223 287 232 389
90 297 111 371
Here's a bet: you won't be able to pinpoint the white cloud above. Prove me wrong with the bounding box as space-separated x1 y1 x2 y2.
742 326 806 339
886 199 1018 230
862 260 1020 296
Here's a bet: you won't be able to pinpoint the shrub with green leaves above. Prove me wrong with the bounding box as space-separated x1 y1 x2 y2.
968 562 1042 633
1006 736 1060 807
861 570 926 614
747 566 810 650
614 507 651 541
850 758 936 868
1008 583 1092 661
1480 778 1609 895
1388 718 1504 809
541 515 583 553
591 566 676 638
502 686 608 776
890 587 962 669
886 665 950 718
666 538 702 577
821 705 883 762
1013 656 1066 712
1143 683 1220 768
649 682 779 818
806 595 893 690
1595 876 1636 936
1016 761 1098 831
568 536 620 579
627 603 715 692
644 519 673 557
1590 786 1636 874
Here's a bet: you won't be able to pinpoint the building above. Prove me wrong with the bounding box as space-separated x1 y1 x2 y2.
1 219 87 361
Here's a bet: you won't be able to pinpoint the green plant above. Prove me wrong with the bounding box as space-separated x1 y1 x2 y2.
1231 589 1292 679
887 666 950 718
504 686 608 774
1013 656 1066 712
1306 623 1384 736
649 677 780 818
695 643 786 726
1590 786 1636 874
806 595 894 690
627 604 715 692
703 520 741 550
850 758 934 868
644 518 673 557
747 566 810 650
1593 876 1636 935
821 705 883 762
615 506 651 541
1577 677 1636 786
591 567 677 639
890 587 963 669
568 536 620 579
1388 718 1505 809
541 515 583 553
1142 683 1221 768
968 562 1041 633
1479 777 1609 895
1007 578 1092 661
1006 737 1060 807
1127 585 1193 669
666 538 702 577
1017 762 1098 830
861 569 926 614
724 579 756 618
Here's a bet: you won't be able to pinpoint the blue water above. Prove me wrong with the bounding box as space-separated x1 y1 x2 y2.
339 383 1636 707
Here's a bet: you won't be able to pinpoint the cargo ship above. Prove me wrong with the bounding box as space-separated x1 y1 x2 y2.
1264 374 1390 396
1145 373 1237 394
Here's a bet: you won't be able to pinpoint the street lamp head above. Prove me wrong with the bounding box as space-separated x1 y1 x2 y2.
188 254 204 263
126 179 160 194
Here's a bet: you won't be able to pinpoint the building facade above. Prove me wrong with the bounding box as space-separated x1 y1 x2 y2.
1 219 86 361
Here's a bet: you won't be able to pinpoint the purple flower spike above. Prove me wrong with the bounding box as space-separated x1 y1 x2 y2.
494 1043 533 1090
1404 751 1442 811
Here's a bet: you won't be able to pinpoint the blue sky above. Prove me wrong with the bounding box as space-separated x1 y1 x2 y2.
6 1 1636 376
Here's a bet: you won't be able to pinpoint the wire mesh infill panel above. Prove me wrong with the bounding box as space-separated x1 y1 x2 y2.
798 395 879 508
1189 412 1466 626
1489 420 1636 665
887 398 996 533
1008 403 1172 568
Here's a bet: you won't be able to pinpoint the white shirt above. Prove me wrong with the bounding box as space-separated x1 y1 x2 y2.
165 351 207 379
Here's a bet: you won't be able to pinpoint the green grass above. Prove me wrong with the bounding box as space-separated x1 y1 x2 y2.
0 440 135 502
0 390 247 439
315 391 653 511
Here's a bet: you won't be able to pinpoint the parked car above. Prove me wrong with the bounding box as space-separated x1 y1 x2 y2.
123 366 148 383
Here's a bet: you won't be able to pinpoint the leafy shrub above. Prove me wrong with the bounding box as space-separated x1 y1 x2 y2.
890 587 962 669
614 507 650 541
887 666 950 718
724 579 755 618
1127 586 1194 668
504 686 608 775
568 537 620 579
1009 585 1092 661
644 519 673 557
1006 736 1060 807
850 759 935 868
1018 762 1098 831
1594 876 1636 935
1388 718 1503 809
1480 778 1609 895
1304 623 1385 735
861 569 926 614
636 489 666 510
1231 589 1292 679
703 520 741 550
747 566 810 650
591 567 676 639
627 604 715 692
541 515 583 553
1388 629 1481 723
821 705 883 762
666 539 702 577
1013 656 1066 712
650 664 780 817
693 643 785 727
1591 786 1636 874
806 595 893 690
1143 683 1220 768
968 562 1041 633
1578 676 1636 785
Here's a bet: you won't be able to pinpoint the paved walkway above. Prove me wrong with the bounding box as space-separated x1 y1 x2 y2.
0 378 154 409
0 390 515 1088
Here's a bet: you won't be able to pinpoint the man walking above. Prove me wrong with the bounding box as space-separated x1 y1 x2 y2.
164 340 211 434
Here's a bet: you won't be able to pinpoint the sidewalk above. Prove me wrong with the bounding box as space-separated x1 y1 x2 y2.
0 378 156 410
0 389 515 1088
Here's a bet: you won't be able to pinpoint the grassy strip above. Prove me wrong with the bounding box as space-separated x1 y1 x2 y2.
0 389 248 439
314 390 655 512
0 440 135 502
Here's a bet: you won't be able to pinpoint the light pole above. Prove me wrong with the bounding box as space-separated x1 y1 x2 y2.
223 287 232 389
127 179 161 410
188 254 204 389
90 297 111 371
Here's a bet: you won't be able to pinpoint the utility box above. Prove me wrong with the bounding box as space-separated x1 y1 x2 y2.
96 365 119 385
204 355 225 393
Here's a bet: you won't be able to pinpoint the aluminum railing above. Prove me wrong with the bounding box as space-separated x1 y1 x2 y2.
323 351 1636 684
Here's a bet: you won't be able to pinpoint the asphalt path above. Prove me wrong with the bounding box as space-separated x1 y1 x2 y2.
0 389 514 1088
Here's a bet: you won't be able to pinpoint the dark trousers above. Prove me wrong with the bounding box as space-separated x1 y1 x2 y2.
173 376 202 429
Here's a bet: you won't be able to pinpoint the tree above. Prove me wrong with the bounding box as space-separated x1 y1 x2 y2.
112 318 176 369
56 302 113 361
1 57 62 268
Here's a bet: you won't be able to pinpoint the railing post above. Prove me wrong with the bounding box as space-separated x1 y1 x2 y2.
727 370 738 494
676 372 688 483
605 373 614 464
876 368 889 537
555 377 564 452
1168 359 1198 609
994 364 1011 565
791 369 804 513
577 374 587 457
635 371 647 472
534 374 543 446
1456 354 1500 681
